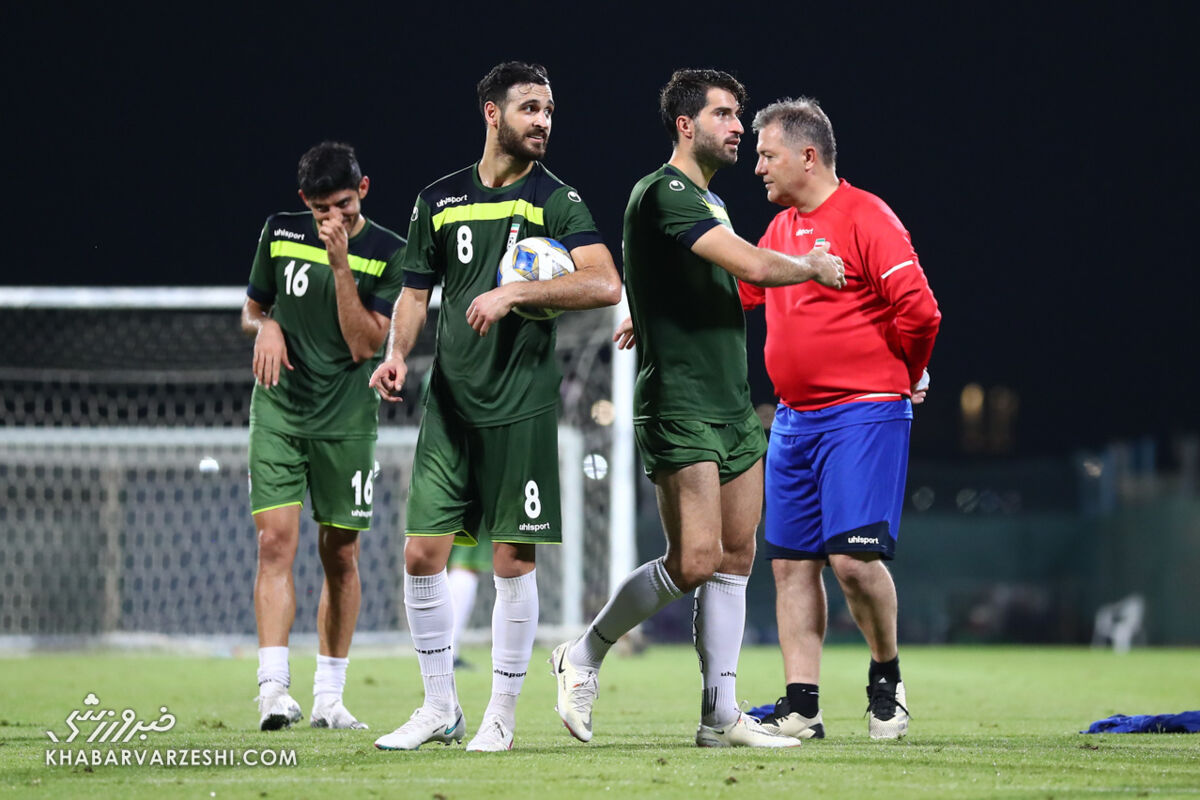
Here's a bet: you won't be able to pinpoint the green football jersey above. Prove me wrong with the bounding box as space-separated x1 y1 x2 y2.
403 162 603 427
247 212 405 439
623 165 752 423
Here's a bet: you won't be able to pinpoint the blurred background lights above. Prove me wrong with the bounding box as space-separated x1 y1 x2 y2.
583 453 608 480
590 399 615 426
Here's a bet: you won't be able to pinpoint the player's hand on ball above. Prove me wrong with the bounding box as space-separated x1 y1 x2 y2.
318 218 350 266
613 315 636 350
807 241 846 289
466 287 515 337
252 319 292 388
369 358 407 402
911 368 930 405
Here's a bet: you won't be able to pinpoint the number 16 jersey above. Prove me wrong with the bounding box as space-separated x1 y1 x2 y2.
247 212 406 439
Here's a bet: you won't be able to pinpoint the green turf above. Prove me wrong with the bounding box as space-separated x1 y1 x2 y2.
1 645 1197 798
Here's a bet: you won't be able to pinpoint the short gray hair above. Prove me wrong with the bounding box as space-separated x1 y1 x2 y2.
752 97 837 168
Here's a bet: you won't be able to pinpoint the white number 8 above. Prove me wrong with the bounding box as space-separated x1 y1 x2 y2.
457 225 473 263
523 480 541 519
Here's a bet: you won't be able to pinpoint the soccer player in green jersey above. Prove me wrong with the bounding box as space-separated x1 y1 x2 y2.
551 70 845 748
369 62 621 752
242 142 405 731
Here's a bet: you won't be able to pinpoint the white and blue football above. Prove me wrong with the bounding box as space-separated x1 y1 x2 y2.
496 236 576 320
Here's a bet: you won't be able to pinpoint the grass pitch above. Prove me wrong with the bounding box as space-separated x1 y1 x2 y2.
1 644 1198 799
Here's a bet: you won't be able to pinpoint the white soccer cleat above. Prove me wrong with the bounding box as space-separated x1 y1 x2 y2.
867 678 909 740
465 715 514 752
374 706 465 751
696 712 803 748
550 641 598 743
759 697 826 739
256 681 302 731
310 695 369 730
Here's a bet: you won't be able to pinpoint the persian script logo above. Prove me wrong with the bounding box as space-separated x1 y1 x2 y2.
45 694 176 744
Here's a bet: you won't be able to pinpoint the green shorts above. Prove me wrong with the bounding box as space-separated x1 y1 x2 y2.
406 403 561 546
248 425 378 531
634 408 767 485
448 529 494 572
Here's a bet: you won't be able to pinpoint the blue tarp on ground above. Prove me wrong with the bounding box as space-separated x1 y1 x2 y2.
1083 711 1200 734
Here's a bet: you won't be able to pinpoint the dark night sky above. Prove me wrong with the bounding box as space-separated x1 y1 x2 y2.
5 2 1197 457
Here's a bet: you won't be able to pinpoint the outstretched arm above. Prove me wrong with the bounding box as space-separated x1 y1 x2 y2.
691 224 846 289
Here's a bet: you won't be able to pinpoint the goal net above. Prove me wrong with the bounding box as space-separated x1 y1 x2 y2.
0 287 636 650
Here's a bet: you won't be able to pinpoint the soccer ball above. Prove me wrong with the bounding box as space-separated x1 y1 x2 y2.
496 237 576 320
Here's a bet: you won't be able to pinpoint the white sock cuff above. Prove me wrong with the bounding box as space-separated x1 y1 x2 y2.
257 646 290 687
494 570 537 603
651 557 684 599
316 655 349 670
405 570 448 606
705 571 749 594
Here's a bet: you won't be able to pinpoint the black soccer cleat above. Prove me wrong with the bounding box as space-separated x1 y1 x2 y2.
865 678 909 739
759 696 825 739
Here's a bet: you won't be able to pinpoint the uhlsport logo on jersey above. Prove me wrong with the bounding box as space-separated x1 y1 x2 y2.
274 228 305 241
668 180 685 192
847 535 880 546
794 227 814 236
436 194 468 208
567 190 582 203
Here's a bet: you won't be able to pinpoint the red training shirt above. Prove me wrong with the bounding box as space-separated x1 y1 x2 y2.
739 178 941 412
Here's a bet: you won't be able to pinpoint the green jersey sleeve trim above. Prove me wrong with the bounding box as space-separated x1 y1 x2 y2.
268 240 388 277
431 198 545 231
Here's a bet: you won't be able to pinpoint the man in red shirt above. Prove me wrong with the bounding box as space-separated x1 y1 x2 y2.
741 98 940 740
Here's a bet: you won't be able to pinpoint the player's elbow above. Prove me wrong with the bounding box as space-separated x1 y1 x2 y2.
350 337 385 363
596 276 622 307
740 261 773 287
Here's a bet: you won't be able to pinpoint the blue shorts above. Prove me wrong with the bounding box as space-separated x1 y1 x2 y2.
763 400 911 561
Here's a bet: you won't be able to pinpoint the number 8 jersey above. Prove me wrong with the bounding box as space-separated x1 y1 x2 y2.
246 212 406 439
402 163 603 427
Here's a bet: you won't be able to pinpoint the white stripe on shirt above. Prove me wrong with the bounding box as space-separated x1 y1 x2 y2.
881 260 913 279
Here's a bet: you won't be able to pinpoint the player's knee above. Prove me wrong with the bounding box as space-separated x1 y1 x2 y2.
320 543 359 578
404 537 450 575
256 527 296 570
669 545 722 591
829 553 880 592
720 536 756 574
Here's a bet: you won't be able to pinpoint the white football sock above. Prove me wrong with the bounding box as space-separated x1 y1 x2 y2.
694 571 748 728
257 646 290 687
404 570 458 713
483 571 538 729
570 557 682 671
446 567 481 658
313 654 348 700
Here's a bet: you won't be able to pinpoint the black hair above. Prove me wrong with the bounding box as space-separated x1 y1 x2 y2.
477 61 551 117
659 68 747 142
296 142 362 198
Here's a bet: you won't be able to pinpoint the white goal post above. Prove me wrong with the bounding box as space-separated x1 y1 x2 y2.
0 286 636 650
